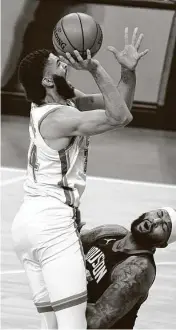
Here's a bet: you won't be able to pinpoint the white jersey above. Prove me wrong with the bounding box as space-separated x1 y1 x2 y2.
24 102 89 207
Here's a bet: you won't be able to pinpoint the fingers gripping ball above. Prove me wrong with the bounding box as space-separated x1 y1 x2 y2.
52 12 103 59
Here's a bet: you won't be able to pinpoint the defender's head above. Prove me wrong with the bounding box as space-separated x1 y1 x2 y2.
131 207 176 248
18 49 75 105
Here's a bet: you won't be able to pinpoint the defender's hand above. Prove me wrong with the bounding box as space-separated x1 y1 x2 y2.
59 49 99 72
108 27 149 71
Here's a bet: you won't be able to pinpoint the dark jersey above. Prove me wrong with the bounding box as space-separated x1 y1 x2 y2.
85 233 156 329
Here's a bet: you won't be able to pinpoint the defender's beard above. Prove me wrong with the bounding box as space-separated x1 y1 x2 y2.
53 75 75 100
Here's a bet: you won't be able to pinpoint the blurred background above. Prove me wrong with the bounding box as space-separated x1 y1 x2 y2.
1 0 176 183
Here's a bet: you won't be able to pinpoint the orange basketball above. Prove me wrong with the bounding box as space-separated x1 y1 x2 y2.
52 12 103 59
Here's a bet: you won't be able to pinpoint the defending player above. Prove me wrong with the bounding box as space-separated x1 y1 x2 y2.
82 207 176 329
11 28 148 329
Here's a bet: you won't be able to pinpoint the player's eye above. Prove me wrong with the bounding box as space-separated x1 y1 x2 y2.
57 59 60 67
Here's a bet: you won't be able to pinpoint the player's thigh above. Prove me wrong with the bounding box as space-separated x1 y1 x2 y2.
23 259 58 329
42 250 87 328
40 311 58 329
22 258 52 310
42 249 87 302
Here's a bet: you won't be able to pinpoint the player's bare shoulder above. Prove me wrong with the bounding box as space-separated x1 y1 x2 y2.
40 105 79 139
39 105 79 150
81 224 128 244
99 224 128 238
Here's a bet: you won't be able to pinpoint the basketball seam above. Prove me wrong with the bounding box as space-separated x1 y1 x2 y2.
89 22 99 51
77 13 84 54
61 17 82 52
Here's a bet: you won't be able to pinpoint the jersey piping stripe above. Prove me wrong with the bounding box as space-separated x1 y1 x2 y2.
74 219 86 267
59 148 72 205
58 148 75 206
51 290 87 312
84 137 90 173
65 148 76 206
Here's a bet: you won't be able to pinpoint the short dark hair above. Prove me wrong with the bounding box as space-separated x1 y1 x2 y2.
18 49 51 105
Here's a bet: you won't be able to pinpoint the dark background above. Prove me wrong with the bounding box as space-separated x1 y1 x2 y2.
1 0 176 130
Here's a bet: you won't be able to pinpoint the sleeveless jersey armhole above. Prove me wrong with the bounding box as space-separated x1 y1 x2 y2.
37 105 77 154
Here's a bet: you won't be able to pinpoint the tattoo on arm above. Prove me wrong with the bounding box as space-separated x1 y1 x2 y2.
87 256 155 329
119 67 136 84
117 68 136 111
75 94 105 111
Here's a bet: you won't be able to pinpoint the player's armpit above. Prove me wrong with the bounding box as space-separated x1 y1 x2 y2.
41 106 131 139
86 256 155 329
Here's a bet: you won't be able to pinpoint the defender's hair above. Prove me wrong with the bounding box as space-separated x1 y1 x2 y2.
18 49 51 105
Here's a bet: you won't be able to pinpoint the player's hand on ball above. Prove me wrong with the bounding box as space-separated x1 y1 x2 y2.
59 49 99 71
107 27 149 71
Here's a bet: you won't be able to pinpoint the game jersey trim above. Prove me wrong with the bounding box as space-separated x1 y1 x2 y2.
51 290 87 311
37 105 64 153
58 145 75 205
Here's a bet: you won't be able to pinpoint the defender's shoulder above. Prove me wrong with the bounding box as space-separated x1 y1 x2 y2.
81 224 128 251
97 224 128 239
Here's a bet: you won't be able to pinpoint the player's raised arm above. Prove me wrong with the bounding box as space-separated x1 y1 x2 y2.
61 28 148 112
41 50 132 137
109 27 149 111
86 256 155 329
41 106 128 138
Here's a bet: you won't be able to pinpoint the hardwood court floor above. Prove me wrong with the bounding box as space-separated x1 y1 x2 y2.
1 167 176 329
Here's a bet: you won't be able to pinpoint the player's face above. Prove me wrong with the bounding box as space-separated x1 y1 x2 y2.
44 53 75 99
131 209 172 247
47 53 68 78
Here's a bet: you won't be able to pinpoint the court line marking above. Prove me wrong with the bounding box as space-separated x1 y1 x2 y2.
88 176 176 189
1 167 26 174
1 262 176 275
1 270 25 275
156 262 176 266
1 176 26 186
1 167 176 189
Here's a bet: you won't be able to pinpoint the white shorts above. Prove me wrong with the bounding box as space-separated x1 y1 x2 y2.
11 197 87 313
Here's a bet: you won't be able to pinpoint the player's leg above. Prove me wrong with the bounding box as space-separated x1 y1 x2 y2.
40 311 57 329
23 258 58 329
41 247 87 329
11 209 57 329
54 302 87 329
12 200 87 328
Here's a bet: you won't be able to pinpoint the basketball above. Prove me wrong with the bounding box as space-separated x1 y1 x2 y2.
52 12 103 59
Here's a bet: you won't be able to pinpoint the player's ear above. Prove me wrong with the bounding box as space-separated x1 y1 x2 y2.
42 77 54 88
